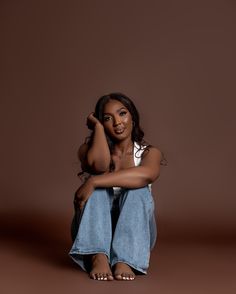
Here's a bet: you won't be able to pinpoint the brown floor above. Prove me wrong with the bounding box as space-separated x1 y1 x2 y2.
1 212 236 294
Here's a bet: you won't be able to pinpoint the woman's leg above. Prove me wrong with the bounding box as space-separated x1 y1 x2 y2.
110 186 157 278
69 188 114 279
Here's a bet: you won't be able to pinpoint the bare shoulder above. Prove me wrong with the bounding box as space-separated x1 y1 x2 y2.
140 145 162 181
141 145 162 163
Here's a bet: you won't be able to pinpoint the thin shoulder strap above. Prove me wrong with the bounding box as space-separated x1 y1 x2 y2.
133 141 146 166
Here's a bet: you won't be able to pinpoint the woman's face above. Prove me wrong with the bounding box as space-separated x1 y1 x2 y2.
102 99 133 141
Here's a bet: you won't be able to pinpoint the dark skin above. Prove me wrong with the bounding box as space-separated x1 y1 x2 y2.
74 100 162 281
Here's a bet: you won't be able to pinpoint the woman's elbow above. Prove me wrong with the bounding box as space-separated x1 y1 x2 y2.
92 162 110 174
146 169 160 183
86 156 110 173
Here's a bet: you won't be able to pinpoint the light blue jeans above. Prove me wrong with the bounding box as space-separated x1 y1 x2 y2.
69 186 157 274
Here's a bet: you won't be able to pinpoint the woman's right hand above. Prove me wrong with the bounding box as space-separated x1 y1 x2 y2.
86 112 102 130
73 176 95 210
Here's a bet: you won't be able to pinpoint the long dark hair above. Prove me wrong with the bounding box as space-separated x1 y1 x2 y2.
85 92 168 167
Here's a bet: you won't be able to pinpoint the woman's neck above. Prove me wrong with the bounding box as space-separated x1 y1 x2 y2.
113 139 134 156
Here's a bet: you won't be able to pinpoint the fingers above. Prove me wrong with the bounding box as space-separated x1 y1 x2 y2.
87 112 96 118
79 201 86 209
87 112 97 124
74 198 86 210
86 112 101 130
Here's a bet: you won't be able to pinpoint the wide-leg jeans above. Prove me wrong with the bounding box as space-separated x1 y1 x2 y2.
69 186 157 274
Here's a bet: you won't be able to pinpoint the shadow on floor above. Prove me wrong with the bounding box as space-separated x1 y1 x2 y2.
0 210 80 271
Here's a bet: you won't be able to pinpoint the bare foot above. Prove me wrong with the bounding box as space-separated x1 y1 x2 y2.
113 262 135 281
89 253 114 281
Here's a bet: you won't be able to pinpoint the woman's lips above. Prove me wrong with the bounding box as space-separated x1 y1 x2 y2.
114 128 125 134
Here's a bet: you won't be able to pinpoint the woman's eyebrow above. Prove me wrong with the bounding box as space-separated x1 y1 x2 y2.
103 107 127 115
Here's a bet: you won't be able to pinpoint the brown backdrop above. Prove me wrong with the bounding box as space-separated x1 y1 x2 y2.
1 0 236 293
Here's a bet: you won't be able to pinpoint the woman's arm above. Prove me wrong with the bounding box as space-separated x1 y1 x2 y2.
74 146 161 209
79 113 111 173
91 147 161 188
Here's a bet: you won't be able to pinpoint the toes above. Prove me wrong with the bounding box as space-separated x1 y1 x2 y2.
107 274 114 281
93 273 101 280
115 273 123 280
90 272 113 281
128 274 135 280
115 273 133 281
122 273 129 280
90 273 96 280
101 273 108 280
126 273 135 280
103 274 107 281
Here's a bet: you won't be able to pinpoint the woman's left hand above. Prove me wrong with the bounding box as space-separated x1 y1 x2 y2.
74 177 95 210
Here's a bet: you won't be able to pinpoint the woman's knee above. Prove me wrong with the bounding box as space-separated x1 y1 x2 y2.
125 186 152 201
88 188 110 200
120 186 154 209
83 188 112 210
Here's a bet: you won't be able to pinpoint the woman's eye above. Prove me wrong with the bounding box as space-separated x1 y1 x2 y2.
103 116 111 122
120 111 127 116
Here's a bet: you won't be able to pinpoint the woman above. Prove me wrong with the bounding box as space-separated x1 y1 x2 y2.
69 92 166 281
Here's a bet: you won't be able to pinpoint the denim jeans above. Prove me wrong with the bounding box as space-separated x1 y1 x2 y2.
68 186 157 274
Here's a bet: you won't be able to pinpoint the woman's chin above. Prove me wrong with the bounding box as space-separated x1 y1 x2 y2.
111 133 132 142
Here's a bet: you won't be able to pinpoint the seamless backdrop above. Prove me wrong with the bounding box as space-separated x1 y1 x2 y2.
0 0 236 276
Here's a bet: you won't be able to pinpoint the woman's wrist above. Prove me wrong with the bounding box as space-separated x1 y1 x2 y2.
88 175 97 188
94 122 104 130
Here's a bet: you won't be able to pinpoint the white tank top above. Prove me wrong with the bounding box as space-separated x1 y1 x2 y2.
113 141 152 195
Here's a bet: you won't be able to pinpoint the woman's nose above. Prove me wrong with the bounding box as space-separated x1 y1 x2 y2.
113 116 121 126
